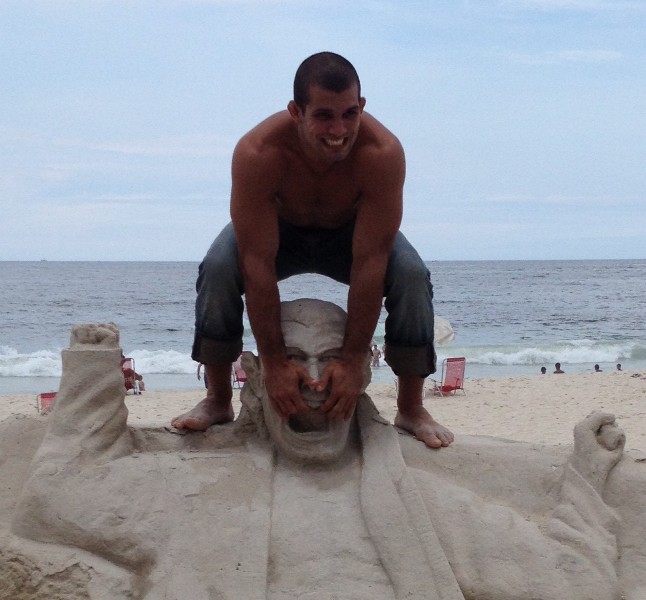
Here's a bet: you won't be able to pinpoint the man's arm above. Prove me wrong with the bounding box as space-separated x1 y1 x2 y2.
230 137 310 418
318 132 405 419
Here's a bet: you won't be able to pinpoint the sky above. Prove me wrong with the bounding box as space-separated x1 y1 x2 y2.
1 0 645 262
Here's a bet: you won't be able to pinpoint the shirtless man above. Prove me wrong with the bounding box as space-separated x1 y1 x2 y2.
173 52 453 449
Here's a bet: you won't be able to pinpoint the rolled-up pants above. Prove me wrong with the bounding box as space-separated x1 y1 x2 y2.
191 219 436 377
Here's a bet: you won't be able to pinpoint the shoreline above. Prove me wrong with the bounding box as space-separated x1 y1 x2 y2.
2 360 643 396
3 371 645 452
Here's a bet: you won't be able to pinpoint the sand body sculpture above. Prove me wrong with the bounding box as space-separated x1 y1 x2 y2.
2 302 646 599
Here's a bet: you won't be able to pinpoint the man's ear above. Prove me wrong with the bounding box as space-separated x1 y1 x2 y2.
287 100 302 122
359 96 366 112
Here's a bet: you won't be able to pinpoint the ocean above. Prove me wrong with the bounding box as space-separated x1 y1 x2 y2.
1 260 645 394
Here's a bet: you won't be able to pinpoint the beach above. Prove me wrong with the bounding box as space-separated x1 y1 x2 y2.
4 367 646 598
6 370 646 453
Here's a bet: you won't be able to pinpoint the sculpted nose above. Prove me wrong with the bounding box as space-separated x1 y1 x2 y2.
305 358 320 379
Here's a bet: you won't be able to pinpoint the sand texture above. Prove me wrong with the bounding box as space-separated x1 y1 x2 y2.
1 329 645 600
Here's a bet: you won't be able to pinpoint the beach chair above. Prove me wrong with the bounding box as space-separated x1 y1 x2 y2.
431 357 466 396
121 357 142 395
231 355 248 389
36 391 57 414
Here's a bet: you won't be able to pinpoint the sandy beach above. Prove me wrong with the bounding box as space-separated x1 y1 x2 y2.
3 363 646 598
5 370 646 452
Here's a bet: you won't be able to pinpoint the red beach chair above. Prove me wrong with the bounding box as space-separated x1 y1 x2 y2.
431 357 467 396
231 355 248 389
121 357 142 394
36 391 57 414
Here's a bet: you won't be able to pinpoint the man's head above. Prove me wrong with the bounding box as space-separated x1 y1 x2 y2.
288 52 366 164
293 52 361 109
241 299 371 463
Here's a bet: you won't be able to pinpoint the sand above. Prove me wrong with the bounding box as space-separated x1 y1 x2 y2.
4 357 646 599
5 370 646 452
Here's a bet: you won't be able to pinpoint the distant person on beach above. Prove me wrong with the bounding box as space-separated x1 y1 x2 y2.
370 344 382 367
540 367 547 375
616 364 622 371
172 52 452 449
594 364 602 372
554 363 564 374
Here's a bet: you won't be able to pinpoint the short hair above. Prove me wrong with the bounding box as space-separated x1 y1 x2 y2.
293 52 361 109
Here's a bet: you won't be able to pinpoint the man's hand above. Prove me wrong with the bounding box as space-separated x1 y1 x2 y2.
313 359 365 421
263 359 312 419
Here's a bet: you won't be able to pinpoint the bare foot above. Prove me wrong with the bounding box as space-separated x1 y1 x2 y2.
394 405 454 449
171 397 234 431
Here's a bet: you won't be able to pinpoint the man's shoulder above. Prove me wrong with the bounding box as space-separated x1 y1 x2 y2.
356 113 403 157
353 113 405 180
232 112 294 175
239 111 294 152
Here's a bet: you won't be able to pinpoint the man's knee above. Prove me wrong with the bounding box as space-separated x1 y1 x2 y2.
199 250 236 282
387 259 432 300
401 259 431 285
198 233 242 294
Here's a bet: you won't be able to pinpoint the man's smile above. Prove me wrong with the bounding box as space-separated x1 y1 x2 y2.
323 137 346 147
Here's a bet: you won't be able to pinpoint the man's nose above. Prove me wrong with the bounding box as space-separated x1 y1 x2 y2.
328 118 346 137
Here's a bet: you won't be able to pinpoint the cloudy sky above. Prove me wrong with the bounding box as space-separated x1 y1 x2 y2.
1 0 644 261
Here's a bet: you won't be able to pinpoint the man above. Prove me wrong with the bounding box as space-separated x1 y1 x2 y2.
172 52 453 449
370 343 382 367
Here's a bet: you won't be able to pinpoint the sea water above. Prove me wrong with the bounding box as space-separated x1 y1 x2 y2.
1 260 644 394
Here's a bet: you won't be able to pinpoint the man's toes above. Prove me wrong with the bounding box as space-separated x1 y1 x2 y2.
171 414 190 429
417 430 443 448
438 431 454 446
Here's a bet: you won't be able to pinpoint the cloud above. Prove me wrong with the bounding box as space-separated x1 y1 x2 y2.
509 49 622 65
483 194 636 207
499 0 646 12
55 134 234 159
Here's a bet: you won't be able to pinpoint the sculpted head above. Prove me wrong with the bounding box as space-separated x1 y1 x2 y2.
241 299 371 463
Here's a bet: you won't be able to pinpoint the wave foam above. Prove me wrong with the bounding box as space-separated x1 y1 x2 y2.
439 340 641 366
1 338 643 378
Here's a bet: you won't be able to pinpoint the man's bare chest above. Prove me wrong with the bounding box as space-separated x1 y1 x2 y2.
276 168 361 228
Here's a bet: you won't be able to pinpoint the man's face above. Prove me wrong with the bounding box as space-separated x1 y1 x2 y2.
289 84 366 165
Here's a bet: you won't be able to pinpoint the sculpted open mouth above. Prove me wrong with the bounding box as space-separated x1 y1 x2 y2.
288 412 330 434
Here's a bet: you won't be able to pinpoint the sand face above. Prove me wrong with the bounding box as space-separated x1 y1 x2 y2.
6 370 646 452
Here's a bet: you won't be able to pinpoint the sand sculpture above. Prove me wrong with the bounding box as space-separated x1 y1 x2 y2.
2 301 645 599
